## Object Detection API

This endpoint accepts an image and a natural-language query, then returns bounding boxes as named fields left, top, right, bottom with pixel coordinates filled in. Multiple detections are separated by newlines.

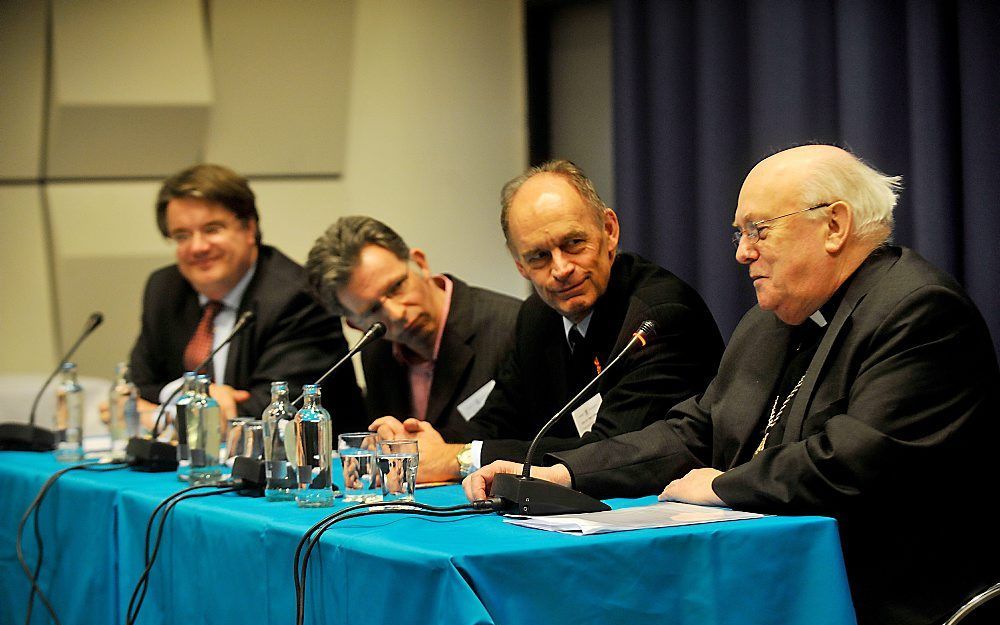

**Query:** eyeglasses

left=168, top=220, right=240, bottom=247
left=345, top=264, right=413, bottom=324
left=731, top=203, right=831, bottom=249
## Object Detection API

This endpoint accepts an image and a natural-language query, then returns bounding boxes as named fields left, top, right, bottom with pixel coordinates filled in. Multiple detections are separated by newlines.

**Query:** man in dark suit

left=129, top=164, right=363, bottom=422
left=376, top=160, right=723, bottom=483
left=466, top=145, right=1000, bottom=625
left=305, top=216, right=521, bottom=438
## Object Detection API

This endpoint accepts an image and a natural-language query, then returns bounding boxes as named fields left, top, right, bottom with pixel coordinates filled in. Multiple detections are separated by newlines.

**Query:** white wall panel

left=0, top=1, right=46, bottom=179
left=46, top=182, right=173, bottom=378
left=343, top=0, right=528, bottom=299
left=205, top=0, right=354, bottom=175
left=0, top=186, right=57, bottom=372
left=47, top=0, right=213, bottom=177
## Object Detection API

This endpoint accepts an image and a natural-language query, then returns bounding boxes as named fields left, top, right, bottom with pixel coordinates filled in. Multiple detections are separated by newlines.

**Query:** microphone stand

left=127, top=311, right=255, bottom=471
left=490, top=321, right=656, bottom=515
left=230, top=322, right=386, bottom=493
left=0, top=313, right=104, bottom=452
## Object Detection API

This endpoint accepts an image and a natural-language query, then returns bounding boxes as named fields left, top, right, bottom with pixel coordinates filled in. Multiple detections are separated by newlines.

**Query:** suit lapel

left=729, top=314, right=793, bottom=464
left=424, top=278, right=475, bottom=425
left=781, top=248, right=899, bottom=443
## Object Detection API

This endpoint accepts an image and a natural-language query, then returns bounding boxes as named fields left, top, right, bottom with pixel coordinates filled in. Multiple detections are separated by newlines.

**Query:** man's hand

left=209, top=383, right=251, bottom=427
left=136, top=397, right=160, bottom=432
left=462, top=461, right=572, bottom=502
left=658, top=468, right=725, bottom=506
left=371, top=418, right=464, bottom=483
left=369, top=416, right=408, bottom=441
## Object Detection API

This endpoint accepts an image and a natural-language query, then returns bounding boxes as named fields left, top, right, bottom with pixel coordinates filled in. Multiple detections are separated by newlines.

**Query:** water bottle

left=294, top=384, right=334, bottom=507
left=262, top=381, right=296, bottom=501
left=54, top=362, right=84, bottom=462
left=188, top=374, right=222, bottom=485
left=174, top=371, right=198, bottom=482
left=107, top=362, right=139, bottom=457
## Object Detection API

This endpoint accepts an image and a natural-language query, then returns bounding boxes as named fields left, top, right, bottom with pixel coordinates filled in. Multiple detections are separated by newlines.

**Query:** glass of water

left=338, top=432, right=381, bottom=502
left=377, top=439, right=419, bottom=503
left=224, top=418, right=265, bottom=468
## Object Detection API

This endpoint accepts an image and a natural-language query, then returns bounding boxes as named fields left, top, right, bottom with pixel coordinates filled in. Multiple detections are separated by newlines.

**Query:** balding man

left=466, top=145, right=1000, bottom=625
left=376, top=160, right=723, bottom=483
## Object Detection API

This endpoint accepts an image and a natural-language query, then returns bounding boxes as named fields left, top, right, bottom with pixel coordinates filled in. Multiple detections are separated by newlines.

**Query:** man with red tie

left=128, top=164, right=363, bottom=424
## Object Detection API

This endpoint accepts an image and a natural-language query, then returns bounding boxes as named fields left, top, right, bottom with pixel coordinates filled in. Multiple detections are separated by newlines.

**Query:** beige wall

left=0, top=0, right=528, bottom=381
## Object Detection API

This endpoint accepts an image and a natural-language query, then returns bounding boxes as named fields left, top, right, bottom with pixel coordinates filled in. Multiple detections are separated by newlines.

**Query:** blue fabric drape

left=613, top=0, right=999, bottom=351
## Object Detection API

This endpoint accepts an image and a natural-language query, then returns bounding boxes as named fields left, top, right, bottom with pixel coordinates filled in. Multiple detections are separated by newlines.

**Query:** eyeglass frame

left=342, top=261, right=416, bottom=325
left=731, top=203, right=832, bottom=249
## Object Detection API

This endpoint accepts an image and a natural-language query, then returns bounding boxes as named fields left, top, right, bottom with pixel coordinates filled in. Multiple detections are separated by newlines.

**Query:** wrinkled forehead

left=733, top=160, right=805, bottom=226
left=338, top=246, right=408, bottom=307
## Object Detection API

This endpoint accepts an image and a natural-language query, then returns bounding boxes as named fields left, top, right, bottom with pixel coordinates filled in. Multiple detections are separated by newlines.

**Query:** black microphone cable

left=16, top=461, right=129, bottom=625
left=125, top=482, right=240, bottom=625
left=293, top=498, right=503, bottom=625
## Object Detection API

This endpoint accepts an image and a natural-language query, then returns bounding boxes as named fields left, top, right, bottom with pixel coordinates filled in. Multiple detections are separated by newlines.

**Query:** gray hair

left=306, top=216, right=410, bottom=313
left=799, top=152, right=903, bottom=245
left=499, top=160, right=610, bottom=250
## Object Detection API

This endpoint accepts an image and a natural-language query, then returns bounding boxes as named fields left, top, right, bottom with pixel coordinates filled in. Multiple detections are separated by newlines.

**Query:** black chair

left=944, top=582, right=1000, bottom=625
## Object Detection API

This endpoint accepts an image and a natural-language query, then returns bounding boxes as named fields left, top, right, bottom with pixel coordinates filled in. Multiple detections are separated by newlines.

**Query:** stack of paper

left=504, top=501, right=767, bottom=535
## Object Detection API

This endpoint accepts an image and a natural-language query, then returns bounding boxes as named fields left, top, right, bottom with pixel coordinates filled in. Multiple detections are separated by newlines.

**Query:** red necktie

left=183, top=301, right=223, bottom=373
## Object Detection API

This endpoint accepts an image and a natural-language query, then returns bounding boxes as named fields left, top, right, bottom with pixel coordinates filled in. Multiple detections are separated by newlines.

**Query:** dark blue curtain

left=613, top=0, right=999, bottom=352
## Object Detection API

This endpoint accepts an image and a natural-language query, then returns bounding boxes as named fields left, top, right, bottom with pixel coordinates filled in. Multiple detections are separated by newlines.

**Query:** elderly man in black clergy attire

left=305, top=216, right=521, bottom=438
left=466, top=145, right=1000, bottom=625
left=374, top=160, right=723, bottom=483
left=129, top=163, right=363, bottom=423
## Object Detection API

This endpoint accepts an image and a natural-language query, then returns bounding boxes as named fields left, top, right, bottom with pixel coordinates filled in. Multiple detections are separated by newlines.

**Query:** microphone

left=0, top=312, right=104, bottom=451
left=127, top=311, right=256, bottom=471
left=290, top=322, right=386, bottom=406
left=231, top=322, right=386, bottom=494
left=490, top=320, right=657, bottom=515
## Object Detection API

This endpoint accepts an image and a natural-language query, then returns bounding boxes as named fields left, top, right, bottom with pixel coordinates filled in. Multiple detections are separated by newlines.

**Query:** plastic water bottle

left=108, top=362, right=139, bottom=457
left=174, top=371, right=198, bottom=482
left=263, top=381, right=296, bottom=501
left=188, top=375, right=222, bottom=485
left=55, top=362, right=84, bottom=462
left=294, top=384, right=333, bottom=507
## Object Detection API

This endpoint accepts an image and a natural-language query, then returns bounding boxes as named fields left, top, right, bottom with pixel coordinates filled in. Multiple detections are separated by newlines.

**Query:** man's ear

left=513, top=257, right=529, bottom=279
left=410, top=248, right=431, bottom=276
left=604, top=208, right=621, bottom=258
left=824, top=201, right=852, bottom=253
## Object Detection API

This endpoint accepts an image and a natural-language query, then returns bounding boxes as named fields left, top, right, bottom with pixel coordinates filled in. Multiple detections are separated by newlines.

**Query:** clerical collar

left=562, top=311, right=594, bottom=346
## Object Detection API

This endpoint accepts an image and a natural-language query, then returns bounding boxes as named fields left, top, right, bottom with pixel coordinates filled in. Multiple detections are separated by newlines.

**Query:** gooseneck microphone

left=490, top=320, right=657, bottom=515
left=128, top=311, right=255, bottom=471
left=232, top=321, right=386, bottom=494
left=290, top=322, right=386, bottom=407
left=0, top=312, right=104, bottom=451
left=149, top=310, right=256, bottom=438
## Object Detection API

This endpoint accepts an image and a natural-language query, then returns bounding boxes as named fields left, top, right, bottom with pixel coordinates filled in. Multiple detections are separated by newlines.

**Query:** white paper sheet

left=503, top=501, right=767, bottom=535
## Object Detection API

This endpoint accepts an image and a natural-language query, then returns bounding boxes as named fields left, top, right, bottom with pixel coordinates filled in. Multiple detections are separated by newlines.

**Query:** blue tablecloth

left=0, top=451, right=857, bottom=625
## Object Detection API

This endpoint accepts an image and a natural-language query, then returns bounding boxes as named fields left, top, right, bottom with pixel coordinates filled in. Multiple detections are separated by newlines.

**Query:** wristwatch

left=456, top=443, right=474, bottom=477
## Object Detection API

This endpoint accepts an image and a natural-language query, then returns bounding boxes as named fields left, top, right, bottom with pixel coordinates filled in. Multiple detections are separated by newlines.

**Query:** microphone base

left=231, top=456, right=265, bottom=497
left=490, top=473, right=610, bottom=516
left=126, top=436, right=178, bottom=472
left=0, top=422, right=57, bottom=452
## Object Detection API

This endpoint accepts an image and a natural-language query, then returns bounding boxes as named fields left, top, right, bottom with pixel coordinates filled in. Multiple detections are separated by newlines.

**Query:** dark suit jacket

left=129, top=245, right=364, bottom=423
left=555, top=247, right=1000, bottom=625
left=359, top=276, right=520, bottom=440
left=469, top=252, right=724, bottom=464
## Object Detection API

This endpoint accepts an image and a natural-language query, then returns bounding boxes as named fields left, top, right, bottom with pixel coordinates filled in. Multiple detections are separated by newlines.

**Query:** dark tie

left=567, top=327, right=596, bottom=391
left=183, top=301, right=223, bottom=374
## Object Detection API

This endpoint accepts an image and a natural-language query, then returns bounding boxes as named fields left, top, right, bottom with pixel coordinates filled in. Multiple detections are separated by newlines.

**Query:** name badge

left=457, top=379, right=496, bottom=421
left=571, top=393, right=602, bottom=436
